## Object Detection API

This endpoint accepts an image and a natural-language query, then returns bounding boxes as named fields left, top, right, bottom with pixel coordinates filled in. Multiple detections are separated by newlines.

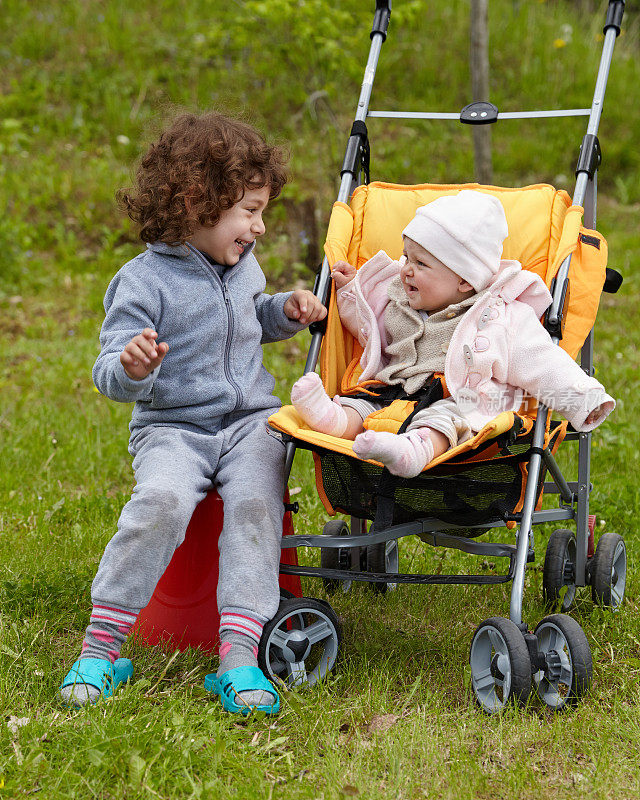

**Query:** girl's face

left=188, top=185, right=270, bottom=265
left=400, top=237, right=474, bottom=313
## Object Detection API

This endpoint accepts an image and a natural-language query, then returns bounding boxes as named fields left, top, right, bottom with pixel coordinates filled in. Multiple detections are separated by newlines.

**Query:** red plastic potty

left=133, top=490, right=302, bottom=651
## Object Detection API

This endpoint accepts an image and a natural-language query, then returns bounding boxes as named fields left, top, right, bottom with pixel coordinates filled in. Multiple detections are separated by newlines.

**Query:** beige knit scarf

left=375, top=276, right=478, bottom=395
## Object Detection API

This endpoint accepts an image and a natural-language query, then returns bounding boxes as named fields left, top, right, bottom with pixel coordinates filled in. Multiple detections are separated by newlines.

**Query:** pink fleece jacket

left=336, top=250, right=614, bottom=432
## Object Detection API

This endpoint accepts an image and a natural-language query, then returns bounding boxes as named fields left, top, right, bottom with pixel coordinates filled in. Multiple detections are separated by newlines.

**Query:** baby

left=291, top=190, right=614, bottom=478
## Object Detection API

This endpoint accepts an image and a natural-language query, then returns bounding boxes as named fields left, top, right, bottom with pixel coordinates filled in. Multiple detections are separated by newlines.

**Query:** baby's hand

left=331, top=261, right=357, bottom=289
left=284, top=290, right=327, bottom=326
left=120, top=328, right=169, bottom=381
left=585, top=403, right=607, bottom=426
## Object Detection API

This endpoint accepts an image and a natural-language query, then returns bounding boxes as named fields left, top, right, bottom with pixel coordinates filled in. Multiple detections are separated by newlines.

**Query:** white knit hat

left=401, top=190, right=508, bottom=291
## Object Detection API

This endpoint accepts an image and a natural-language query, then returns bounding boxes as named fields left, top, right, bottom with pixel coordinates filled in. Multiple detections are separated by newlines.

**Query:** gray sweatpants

left=341, top=395, right=473, bottom=448
left=91, top=410, right=286, bottom=623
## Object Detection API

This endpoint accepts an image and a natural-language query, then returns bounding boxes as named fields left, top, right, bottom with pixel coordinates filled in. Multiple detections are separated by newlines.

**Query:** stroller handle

left=547, top=6, right=624, bottom=336
left=372, top=1, right=391, bottom=41
left=604, top=1, right=625, bottom=37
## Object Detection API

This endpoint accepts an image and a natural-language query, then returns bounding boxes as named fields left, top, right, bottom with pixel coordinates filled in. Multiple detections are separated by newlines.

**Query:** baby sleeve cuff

left=567, top=391, right=616, bottom=432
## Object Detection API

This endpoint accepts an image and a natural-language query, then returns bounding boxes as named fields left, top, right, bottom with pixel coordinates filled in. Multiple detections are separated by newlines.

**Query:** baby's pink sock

left=291, top=372, right=348, bottom=436
left=353, top=429, right=435, bottom=478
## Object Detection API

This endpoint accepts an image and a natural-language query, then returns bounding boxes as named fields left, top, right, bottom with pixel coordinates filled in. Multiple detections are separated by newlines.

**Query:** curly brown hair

left=118, top=112, right=288, bottom=244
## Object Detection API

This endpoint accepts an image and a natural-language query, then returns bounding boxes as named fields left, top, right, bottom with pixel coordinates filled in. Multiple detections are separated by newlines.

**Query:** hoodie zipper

left=221, top=281, right=242, bottom=410
left=186, top=244, right=243, bottom=411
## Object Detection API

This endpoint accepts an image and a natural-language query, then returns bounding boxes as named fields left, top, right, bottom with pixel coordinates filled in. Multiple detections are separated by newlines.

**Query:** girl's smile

left=188, top=185, right=271, bottom=266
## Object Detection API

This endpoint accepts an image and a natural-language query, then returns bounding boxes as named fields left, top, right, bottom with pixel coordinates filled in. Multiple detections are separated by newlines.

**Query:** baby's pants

left=91, top=410, right=286, bottom=626
left=341, top=395, right=473, bottom=448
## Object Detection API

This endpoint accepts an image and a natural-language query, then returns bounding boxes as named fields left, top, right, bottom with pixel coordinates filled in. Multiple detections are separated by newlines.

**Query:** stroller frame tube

left=547, top=24, right=617, bottom=327
left=284, top=6, right=390, bottom=480
left=368, top=109, right=591, bottom=121
left=542, top=449, right=575, bottom=505
left=510, top=15, right=622, bottom=622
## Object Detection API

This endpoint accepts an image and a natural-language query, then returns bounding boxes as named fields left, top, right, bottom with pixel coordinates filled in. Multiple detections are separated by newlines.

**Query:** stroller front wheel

left=258, top=597, right=341, bottom=688
left=469, top=617, right=532, bottom=714
left=366, top=539, right=399, bottom=594
left=533, top=614, right=592, bottom=710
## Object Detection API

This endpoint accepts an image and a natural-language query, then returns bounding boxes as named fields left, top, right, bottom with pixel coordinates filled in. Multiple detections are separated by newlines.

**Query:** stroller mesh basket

left=308, top=421, right=565, bottom=528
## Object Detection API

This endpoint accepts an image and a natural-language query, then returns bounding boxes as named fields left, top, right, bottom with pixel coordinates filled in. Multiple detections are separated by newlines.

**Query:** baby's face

left=400, top=237, right=473, bottom=313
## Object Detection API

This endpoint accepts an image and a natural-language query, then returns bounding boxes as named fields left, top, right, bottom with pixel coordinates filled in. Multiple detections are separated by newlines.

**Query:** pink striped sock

left=217, top=610, right=274, bottom=706
left=78, top=604, right=138, bottom=663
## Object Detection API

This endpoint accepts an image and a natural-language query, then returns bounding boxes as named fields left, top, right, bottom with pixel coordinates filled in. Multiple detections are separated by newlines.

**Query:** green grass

left=1, top=0, right=640, bottom=797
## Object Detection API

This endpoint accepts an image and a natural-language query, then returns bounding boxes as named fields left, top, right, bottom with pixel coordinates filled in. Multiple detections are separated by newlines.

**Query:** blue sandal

left=60, top=657, right=134, bottom=706
left=204, top=666, right=280, bottom=715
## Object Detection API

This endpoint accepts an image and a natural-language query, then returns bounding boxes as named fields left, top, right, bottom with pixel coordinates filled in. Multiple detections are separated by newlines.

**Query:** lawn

left=1, top=1, right=639, bottom=798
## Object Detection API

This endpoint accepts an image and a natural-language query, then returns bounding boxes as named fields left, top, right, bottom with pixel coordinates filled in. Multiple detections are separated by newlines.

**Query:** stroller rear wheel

left=590, top=532, right=627, bottom=609
left=533, top=614, right=592, bottom=710
left=366, top=539, right=399, bottom=594
left=469, top=617, right=532, bottom=714
left=320, top=519, right=358, bottom=594
left=258, top=597, right=341, bottom=688
left=543, top=529, right=577, bottom=611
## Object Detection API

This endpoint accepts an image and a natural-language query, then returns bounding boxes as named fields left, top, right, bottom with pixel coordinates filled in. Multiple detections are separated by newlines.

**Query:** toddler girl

left=60, top=112, right=326, bottom=715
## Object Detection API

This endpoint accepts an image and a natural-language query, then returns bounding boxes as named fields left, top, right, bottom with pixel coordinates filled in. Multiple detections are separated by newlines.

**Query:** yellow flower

left=553, top=38, right=566, bottom=48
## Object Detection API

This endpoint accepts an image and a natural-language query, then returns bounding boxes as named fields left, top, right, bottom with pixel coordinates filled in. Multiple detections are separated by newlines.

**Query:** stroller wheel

left=366, top=539, right=399, bottom=594
left=258, top=597, right=341, bottom=688
left=320, top=520, right=356, bottom=594
left=469, top=617, right=532, bottom=714
left=543, top=529, right=577, bottom=611
left=533, top=614, right=592, bottom=710
left=590, top=532, right=627, bottom=609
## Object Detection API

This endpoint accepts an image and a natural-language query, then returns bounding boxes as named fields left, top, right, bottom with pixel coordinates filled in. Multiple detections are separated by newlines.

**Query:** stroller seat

left=269, top=181, right=607, bottom=528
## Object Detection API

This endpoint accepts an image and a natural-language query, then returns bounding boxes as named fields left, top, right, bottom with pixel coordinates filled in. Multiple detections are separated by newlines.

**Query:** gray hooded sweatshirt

left=92, top=241, right=305, bottom=437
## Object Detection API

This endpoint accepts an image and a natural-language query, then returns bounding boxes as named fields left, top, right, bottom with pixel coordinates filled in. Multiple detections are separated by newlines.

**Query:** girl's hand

left=331, top=261, right=357, bottom=289
left=120, top=328, right=169, bottom=380
left=284, top=290, right=327, bottom=326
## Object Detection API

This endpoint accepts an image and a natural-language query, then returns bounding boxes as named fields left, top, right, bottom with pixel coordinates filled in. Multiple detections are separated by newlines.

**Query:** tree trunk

left=470, top=0, right=493, bottom=184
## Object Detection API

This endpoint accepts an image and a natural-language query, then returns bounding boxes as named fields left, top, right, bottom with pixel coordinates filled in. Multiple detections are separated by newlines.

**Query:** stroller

left=261, top=0, right=626, bottom=713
